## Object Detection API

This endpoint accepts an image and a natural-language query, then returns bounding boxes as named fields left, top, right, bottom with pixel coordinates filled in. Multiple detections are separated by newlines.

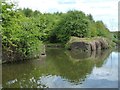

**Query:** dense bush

left=48, top=11, right=111, bottom=43
left=2, top=1, right=112, bottom=61
left=2, top=1, right=43, bottom=61
left=49, top=11, right=90, bottom=43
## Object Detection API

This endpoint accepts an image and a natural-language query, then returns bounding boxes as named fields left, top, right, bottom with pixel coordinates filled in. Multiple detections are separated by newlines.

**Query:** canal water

left=2, top=48, right=118, bottom=88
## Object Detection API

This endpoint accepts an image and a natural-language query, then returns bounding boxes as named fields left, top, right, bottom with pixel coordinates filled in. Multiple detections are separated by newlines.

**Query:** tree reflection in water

left=2, top=48, right=112, bottom=88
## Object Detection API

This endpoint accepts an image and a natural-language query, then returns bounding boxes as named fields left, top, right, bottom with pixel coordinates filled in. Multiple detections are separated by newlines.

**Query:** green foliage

left=49, top=10, right=90, bottom=43
left=22, top=8, right=33, bottom=17
left=88, top=22, right=97, bottom=37
left=2, top=1, right=112, bottom=61
left=48, top=11, right=111, bottom=43
left=87, top=14, right=94, bottom=21
left=95, top=21, right=111, bottom=38
left=111, top=31, right=120, bottom=45
left=20, top=8, right=42, bottom=17
left=2, top=1, right=43, bottom=61
left=112, top=31, right=120, bottom=40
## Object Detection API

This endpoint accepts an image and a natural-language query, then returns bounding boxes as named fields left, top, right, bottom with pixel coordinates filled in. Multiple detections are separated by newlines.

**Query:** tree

left=22, top=8, right=33, bottom=17
left=87, top=14, right=94, bottom=21
left=95, top=21, right=110, bottom=37
left=49, top=10, right=90, bottom=43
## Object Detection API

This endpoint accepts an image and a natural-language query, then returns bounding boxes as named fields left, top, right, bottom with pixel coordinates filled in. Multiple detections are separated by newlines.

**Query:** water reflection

left=2, top=48, right=118, bottom=88
left=80, top=51, right=118, bottom=88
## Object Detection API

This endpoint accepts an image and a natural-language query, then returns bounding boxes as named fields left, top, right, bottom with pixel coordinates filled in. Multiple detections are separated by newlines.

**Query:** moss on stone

left=65, top=36, right=115, bottom=51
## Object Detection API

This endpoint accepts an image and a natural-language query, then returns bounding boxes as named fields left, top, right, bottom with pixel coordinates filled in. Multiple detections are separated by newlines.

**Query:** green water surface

left=2, top=48, right=118, bottom=88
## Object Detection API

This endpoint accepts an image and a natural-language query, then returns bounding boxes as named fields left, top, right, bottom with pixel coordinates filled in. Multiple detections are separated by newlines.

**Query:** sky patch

left=11, top=0, right=119, bottom=31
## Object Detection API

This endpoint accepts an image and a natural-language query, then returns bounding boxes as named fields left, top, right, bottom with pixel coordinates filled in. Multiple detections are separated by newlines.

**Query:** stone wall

left=66, top=37, right=110, bottom=51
